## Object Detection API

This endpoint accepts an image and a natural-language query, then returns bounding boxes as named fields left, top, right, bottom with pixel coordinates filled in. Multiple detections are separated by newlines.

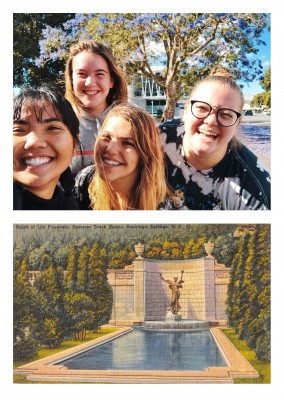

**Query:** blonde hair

left=88, top=105, right=170, bottom=210
left=65, top=40, right=128, bottom=114
left=188, top=65, right=244, bottom=112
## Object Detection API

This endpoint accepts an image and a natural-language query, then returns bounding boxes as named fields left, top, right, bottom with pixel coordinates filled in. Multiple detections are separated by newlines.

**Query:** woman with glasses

left=160, top=66, right=271, bottom=210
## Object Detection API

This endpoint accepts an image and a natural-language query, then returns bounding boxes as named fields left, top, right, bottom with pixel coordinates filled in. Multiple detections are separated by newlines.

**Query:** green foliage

left=34, top=265, right=67, bottom=348
left=13, top=337, right=40, bottom=361
left=213, top=235, right=237, bottom=266
left=226, top=225, right=270, bottom=362
left=13, top=13, right=75, bottom=89
left=260, top=66, right=271, bottom=92
left=14, top=13, right=269, bottom=120
left=13, top=259, right=40, bottom=360
left=16, top=223, right=270, bottom=360
left=182, top=237, right=206, bottom=259
left=251, top=67, right=271, bottom=108
left=223, top=328, right=270, bottom=383
left=64, top=291, right=97, bottom=340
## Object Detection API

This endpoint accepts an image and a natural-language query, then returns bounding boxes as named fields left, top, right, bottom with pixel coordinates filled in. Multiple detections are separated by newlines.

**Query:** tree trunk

left=161, top=81, right=179, bottom=123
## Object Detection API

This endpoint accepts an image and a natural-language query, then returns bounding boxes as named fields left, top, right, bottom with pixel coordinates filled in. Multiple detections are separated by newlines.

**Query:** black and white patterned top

left=160, top=119, right=271, bottom=210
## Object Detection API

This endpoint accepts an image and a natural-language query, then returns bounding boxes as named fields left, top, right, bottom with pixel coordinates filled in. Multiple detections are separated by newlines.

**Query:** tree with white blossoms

left=34, top=13, right=270, bottom=121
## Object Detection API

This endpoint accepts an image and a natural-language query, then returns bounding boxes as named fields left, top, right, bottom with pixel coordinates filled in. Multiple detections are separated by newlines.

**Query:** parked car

left=244, top=110, right=253, bottom=116
left=159, top=117, right=182, bottom=127
left=262, top=109, right=271, bottom=115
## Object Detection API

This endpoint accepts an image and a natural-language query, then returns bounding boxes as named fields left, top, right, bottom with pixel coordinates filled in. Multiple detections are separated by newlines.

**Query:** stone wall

left=108, top=255, right=230, bottom=326
left=108, top=269, right=134, bottom=326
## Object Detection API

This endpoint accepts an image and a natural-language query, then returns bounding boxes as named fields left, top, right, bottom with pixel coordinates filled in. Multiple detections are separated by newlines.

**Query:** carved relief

left=116, top=273, right=134, bottom=280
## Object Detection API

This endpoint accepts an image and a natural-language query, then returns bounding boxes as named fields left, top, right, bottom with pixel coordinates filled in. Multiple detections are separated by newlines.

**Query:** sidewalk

left=241, top=115, right=271, bottom=126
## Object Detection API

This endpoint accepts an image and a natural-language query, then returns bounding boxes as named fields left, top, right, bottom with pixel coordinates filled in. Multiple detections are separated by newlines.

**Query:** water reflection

left=58, top=329, right=226, bottom=371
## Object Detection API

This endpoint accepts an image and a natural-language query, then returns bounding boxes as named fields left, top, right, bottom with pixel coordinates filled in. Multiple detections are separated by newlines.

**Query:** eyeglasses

left=190, top=100, right=241, bottom=127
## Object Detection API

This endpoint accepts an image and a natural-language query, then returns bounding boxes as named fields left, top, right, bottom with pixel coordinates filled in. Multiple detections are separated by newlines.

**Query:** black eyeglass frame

left=190, top=100, right=241, bottom=127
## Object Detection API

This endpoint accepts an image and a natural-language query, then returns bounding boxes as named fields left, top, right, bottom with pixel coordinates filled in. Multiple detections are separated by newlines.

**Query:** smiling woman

left=13, top=86, right=81, bottom=210
left=73, top=105, right=181, bottom=210
left=65, top=40, right=128, bottom=175
left=160, top=66, right=271, bottom=210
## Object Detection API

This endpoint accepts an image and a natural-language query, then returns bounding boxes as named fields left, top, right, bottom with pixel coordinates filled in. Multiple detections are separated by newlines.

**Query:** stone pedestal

left=166, top=310, right=181, bottom=321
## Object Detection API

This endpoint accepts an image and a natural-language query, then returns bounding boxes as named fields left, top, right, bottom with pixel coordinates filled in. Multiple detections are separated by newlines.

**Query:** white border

left=2, top=1, right=284, bottom=399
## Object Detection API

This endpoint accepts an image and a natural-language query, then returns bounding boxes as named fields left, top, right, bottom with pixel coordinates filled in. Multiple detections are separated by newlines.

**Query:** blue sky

left=238, top=29, right=271, bottom=95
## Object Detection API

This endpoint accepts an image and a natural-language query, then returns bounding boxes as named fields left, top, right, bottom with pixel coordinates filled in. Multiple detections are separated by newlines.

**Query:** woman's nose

left=203, top=109, right=218, bottom=125
left=105, top=139, right=120, bottom=153
left=85, top=75, right=95, bottom=86
left=24, top=131, right=47, bottom=149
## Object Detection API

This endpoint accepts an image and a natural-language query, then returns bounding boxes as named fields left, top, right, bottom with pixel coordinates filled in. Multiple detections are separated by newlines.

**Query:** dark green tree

left=213, top=235, right=237, bottom=266
left=34, top=264, right=67, bottom=348
left=247, top=225, right=271, bottom=360
left=88, top=243, right=113, bottom=328
left=77, top=245, right=90, bottom=291
left=226, top=226, right=270, bottom=362
left=13, top=259, right=39, bottom=360
left=251, top=66, right=271, bottom=109
left=13, top=13, right=75, bottom=89
left=226, top=234, right=249, bottom=331
left=65, top=244, right=78, bottom=290
left=64, top=291, right=97, bottom=340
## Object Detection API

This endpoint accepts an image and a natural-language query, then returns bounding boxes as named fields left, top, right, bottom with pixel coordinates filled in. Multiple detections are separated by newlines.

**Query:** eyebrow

left=76, top=68, right=107, bottom=73
left=102, top=131, right=134, bottom=141
left=14, top=118, right=62, bottom=124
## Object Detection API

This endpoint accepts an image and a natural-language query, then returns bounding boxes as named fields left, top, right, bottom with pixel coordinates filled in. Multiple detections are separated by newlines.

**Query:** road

left=241, top=114, right=271, bottom=126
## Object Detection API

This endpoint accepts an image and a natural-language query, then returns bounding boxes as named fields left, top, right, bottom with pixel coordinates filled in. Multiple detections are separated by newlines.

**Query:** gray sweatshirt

left=70, top=104, right=115, bottom=175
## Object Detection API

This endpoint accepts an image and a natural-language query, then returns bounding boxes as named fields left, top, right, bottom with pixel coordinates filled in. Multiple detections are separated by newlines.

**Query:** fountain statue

left=160, top=270, right=184, bottom=316
left=143, top=269, right=210, bottom=330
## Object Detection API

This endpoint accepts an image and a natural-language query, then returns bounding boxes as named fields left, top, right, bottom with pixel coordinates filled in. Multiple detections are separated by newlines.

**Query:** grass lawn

left=13, top=327, right=118, bottom=384
left=222, top=328, right=271, bottom=384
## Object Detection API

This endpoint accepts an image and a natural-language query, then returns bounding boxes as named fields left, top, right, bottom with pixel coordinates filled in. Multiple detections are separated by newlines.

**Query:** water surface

left=58, top=329, right=226, bottom=371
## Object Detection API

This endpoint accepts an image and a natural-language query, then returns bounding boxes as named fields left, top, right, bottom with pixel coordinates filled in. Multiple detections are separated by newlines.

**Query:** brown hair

left=188, top=65, right=244, bottom=112
left=65, top=40, right=128, bottom=114
left=88, top=105, right=172, bottom=210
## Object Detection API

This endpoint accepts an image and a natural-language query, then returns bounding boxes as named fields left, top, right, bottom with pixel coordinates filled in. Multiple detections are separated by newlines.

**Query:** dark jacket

left=13, top=182, right=79, bottom=210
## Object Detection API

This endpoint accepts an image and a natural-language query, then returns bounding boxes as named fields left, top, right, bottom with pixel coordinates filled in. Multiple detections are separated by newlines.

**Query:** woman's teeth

left=104, top=159, right=121, bottom=166
left=199, top=129, right=218, bottom=138
left=24, top=157, right=51, bottom=166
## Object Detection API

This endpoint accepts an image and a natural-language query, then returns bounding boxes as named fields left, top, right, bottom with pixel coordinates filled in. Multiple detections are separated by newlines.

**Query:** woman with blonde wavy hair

left=73, top=105, right=181, bottom=210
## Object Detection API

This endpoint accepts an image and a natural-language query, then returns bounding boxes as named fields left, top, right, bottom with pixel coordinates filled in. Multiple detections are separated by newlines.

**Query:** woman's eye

left=123, top=141, right=134, bottom=147
left=13, top=126, right=26, bottom=134
left=197, top=106, right=208, bottom=112
left=101, top=135, right=111, bottom=141
left=47, top=125, right=62, bottom=131
left=220, top=111, right=233, bottom=119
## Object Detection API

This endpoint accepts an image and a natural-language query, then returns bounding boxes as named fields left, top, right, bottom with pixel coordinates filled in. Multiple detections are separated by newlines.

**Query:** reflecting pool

left=57, top=329, right=227, bottom=371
